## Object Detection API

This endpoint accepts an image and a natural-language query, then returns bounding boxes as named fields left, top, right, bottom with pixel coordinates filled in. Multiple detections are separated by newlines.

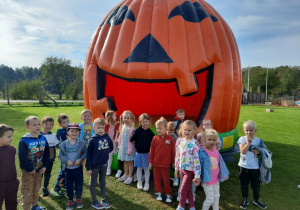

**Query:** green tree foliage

left=15, top=66, right=41, bottom=81
left=65, top=65, right=83, bottom=100
left=242, top=65, right=300, bottom=97
left=10, top=80, right=42, bottom=99
left=41, top=57, right=74, bottom=100
left=0, top=64, right=16, bottom=89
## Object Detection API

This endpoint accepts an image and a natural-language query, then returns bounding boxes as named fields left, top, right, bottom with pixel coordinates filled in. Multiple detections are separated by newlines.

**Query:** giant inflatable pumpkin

left=84, top=0, right=242, bottom=151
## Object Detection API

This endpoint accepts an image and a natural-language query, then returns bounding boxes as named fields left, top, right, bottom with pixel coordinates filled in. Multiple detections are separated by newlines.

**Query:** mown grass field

left=0, top=104, right=299, bottom=210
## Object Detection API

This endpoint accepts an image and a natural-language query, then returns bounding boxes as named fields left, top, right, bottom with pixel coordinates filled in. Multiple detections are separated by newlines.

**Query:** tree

left=65, top=65, right=83, bottom=100
left=10, top=80, right=42, bottom=99
left=41, top=57, right=73, bottom=100
left=15, top=66, right=41, bottom=81
left=0, top=64, right=16, bottom=89
left=276, top=66, right=300, bottom=95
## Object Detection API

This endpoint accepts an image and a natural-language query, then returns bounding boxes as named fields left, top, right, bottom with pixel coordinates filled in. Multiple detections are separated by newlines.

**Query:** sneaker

left=137, top=182, right=143, bottom=190
left=76, top=198, right=84, bottom=209
left=173, top=177, right=179, bottom=186
left=298, top=185, right=300, bottom=189
left=166, top=195, right=172, bottom=203
left=143, top=183, right=149, bottom=191
left=50, top=188, right=65, bottom=196
left=102, top=200, right=111, bottom=209
left=106, top=169, right=111, bottom=176
left=31, top=205, right=46, bottom=210
left=176, top=206, right=184, bottom=210
left=253, top=200, right=267, bottom=209
left=91, top=202, right=104, bottom=209
left=43, top=188, right=49, bottom=197
left=133, top=174, right=138, bottom=182
left=118, top=175, right=127, bottom=182
left=66, top=200, right=73, bottom=210
left=156, top=193, right=162, bottom=201
left=115, top=170, right=122, bottom=178
left=240, top=198, right=249, bottom=209
left=124, top=177, right=133, bottom=185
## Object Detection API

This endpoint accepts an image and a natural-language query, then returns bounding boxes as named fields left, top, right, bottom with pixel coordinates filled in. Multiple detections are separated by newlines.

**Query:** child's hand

left=148, top=164, right=152, bottom=170
left=174, top=170, right=179, bottom=178
left=29, top=170, right=36, bottom=175
left=87, top=170, right=92, bottom=176
left=67, top=160, right=74, bottom=166
left=193, top=178, right=201, bottom=186
left=225, top=176, right=229, bottom=181
left=74, top=159, right=81, bottom=166
left=39, top=167, right=46, bottom=174
left=252, top=149, right=260, bottom=155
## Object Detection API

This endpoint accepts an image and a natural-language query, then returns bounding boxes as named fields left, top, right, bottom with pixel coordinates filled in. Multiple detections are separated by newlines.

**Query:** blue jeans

left=54, top=162, right=66, bottom=190
left=65, top=166, right=83, bottom=200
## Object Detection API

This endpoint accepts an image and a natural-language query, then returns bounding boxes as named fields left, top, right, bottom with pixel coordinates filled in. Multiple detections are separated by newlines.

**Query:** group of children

left=0, top=108, right=268, bottom=210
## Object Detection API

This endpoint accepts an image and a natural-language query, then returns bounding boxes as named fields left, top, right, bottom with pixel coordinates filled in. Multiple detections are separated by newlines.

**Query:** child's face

left=167, top=130, right=174, bottom=136
left=204, top=135, right=217, bottom=149
left=59, top=118, right=70, bottom=129
left=94, top=123, right=105, bottom=135
left=156, top=124, right=167, bottom=136
left=81, top=112, right=92, bottom=124
left=0, top=130, right=13, bottom=146
left=26, top=119, right=41, bottom=134
left=183, top=125, right=194, bottom=140
left=123, top=114, right=132, bottom=125
left=177, top=112, right=185, bottom=120
left=202, top=121, right=212, bottom=130
left=112, top=113, right=117, bottom=121
left=42, top=121, right=54, bottom=133
left=141, top=119, right=150, bottom=130
left=243, top=126, right=256, bottom=139
left=67, top=128, right=80, bottom=140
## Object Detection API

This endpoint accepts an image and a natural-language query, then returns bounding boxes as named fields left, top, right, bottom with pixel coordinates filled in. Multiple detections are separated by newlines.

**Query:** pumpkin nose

left=124, top=34, right=173, bottom=63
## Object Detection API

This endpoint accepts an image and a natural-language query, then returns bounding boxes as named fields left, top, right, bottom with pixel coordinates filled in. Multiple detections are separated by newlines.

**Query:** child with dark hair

left=0, top=124, right=19, bottom=210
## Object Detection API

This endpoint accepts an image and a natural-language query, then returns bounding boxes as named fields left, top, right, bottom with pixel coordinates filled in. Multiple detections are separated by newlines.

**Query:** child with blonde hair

left=79, top=109, right=95, bottom=145
left=104, top=110, right=119, bottom=176
left=199, top=129, right=229, bottom=210
left=130, top=113, right=154, bottom=191
left=117, top=111, right=135, bottom=184
left=149, top=117, right=175, bottom=203
left=238, top=120, right=267, bottom=209
left=175, top=120, right=201, bottom=210
left=197, top=119, right=222, bottom=150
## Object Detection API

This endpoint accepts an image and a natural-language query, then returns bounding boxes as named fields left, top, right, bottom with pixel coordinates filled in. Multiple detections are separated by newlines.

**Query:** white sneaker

left=106, top=169, right=111, bottom=176
left=118, top=175, right=127, bottom=182
left=143, top=183, right=149, bottom=191
left=137, top=182, right=143, bottom=190
left=115, top=170, right=122, bottom=178
left=173, top=177, right=179, bottom=186
left=124, top=177, right=133, bottom=185
left=298, top=185, right=300, bottom=189
left=155, top=193, right=162, bottom=201
left=166, top=195, right=172, bottom=203
left=133, top=174, right=138, bottom=182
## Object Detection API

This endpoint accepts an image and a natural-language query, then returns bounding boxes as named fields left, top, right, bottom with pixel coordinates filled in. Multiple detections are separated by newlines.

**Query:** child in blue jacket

left=199, top=129, right=229, bottom=210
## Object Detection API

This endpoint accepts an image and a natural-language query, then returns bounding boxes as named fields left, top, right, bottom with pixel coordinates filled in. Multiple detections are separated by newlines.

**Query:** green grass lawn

left=0, top=104, right=299, bottom=210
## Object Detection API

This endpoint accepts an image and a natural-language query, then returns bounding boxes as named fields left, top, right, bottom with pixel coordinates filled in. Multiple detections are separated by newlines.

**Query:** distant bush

left=10, top=80, right=42, bottom=99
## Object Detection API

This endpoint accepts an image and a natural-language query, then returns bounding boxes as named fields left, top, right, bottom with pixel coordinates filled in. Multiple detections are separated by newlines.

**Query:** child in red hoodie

left=149, top=117, right=175, bottom=203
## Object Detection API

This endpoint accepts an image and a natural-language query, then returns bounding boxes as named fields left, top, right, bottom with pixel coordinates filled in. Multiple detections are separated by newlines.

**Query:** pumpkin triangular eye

left=100, top=4, right=135, bottom=27
left=123, top=34, right=173, bottom=63
left=169, top=1, right=218, bottom=23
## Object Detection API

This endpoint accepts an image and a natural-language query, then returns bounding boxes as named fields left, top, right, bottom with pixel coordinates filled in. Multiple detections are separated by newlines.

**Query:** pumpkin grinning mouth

left=96, top=64, right=214, bottom=127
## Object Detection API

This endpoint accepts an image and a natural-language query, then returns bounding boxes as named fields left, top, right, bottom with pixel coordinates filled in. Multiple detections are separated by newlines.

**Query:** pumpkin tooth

left=176, top=73, right=199, bottom=96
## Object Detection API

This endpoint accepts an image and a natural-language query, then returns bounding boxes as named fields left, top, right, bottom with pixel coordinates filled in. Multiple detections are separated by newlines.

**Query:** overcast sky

left=0, top=0, right=299, bottom=69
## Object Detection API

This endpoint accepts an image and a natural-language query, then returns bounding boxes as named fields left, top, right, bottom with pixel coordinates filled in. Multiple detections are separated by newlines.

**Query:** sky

left=0, top=0, right=299, bottom=69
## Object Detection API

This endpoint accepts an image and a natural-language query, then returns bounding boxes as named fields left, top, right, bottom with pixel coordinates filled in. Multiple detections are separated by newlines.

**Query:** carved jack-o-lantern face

left=84, top=0, right=242, bottom=137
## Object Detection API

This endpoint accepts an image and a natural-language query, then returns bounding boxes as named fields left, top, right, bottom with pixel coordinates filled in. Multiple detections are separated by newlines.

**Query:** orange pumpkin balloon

left=84, top=0, right=242, bottom=150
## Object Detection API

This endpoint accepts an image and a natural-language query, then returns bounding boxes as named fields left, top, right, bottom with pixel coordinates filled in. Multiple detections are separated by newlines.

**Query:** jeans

left=65, top=166, right=83, bottom=200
